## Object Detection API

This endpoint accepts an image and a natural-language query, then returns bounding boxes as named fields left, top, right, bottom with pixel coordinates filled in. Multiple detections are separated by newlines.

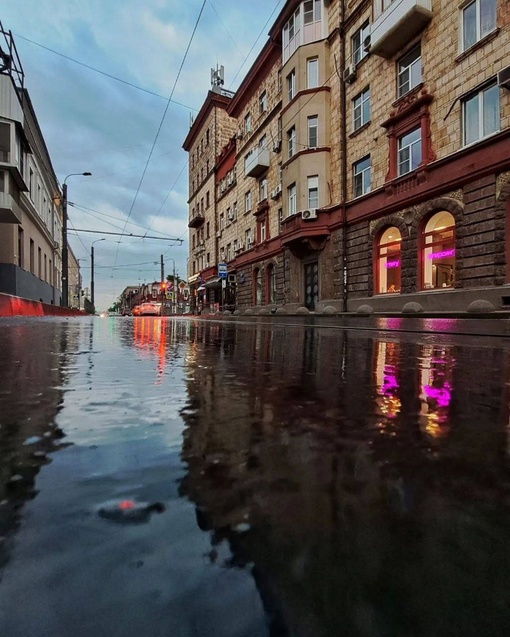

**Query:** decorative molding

left=496, top=172, right=510, bottom=201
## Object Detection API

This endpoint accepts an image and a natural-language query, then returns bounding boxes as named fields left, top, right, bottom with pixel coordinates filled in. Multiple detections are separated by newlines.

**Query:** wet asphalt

left=1, top=315, right=510, bottom=637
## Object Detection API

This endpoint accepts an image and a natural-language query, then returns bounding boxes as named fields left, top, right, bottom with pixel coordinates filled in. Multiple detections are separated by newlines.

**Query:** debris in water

left=98, top=499, right=165, bottom=524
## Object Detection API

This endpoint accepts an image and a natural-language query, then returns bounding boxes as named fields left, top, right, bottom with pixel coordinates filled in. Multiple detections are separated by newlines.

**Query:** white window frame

left=462, top=82, right=500, bottom=146
left=352, top=20, right=370, bottom=66
left=259, top=177, right=268, bottom=202
left=288, top=183, right=297, bottom=216
left=353, top=87, right=371, bottom=131
left=461, top=0, right=497, bottom=52
left=245, top=190, right=252, bottom=213
left=259, top=90, right=268, bottom=115
left=353, top=156, right=371, bottom=197
left=307, top=57, right=319, bottom=89
left=308, top=115, right=318, bottom=148
left=287, top=70, right=296, bottom=102
left=398, top=44, right=422, bottom=97
left=245, top=112, right=252, bottom=133
left=307, top=175, right=319, bottom=208
left=288, top=126, right=296, bottom=158
left=283, top=6, right=301, bottom=63
left=398, top=128, right=422, bottom=176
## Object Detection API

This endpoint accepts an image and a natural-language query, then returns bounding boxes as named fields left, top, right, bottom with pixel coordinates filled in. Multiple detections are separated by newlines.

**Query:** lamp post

left=62, top=172, right=91, bottom=307
left=91, top=238, right=105, bottom=311
left=166, top=257, right=177, bottom=315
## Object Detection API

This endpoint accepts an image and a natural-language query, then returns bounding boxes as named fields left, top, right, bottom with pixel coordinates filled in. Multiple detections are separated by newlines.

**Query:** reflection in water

left=180, top=322, right=510, bottom=637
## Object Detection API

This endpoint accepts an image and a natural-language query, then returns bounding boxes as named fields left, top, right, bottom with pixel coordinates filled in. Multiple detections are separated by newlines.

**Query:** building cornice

left=183, top=90, right=232, bottom=151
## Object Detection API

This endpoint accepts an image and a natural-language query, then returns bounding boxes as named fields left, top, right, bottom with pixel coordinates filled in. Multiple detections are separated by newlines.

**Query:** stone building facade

left=0, top=26, right=65, bottom=305
left=185, top=0, right=510, bottom=314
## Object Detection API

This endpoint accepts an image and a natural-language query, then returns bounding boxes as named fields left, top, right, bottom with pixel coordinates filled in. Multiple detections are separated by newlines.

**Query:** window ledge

left=349, top=121, right=371, bottom=139
left=455, top=28, right=500, bottom=63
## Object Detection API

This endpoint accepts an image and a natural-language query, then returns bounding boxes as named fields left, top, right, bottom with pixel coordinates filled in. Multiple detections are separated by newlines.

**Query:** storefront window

left=266, top=264, right=276, bottom=304
left=254, top=268, right=262, bottom=305
left=422, top=211, right=455, bottom=290
left=377, top=227, right=401, bottom=294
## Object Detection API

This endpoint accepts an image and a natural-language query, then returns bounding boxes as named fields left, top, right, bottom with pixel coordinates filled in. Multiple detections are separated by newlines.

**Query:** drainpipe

left=340, top=0, right=348, bottom=313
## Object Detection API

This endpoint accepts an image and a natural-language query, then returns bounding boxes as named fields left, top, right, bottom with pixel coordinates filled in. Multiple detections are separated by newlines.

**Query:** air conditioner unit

left=498, top=65, right=510, bottom=89
left=363, top=35, right=371, bottom=52
left=227, top=174, right=233, bottom=186
left=228, top=212, right=235, bottom=221
left=220, top=183, right=226, bottom=193
left=199, top=239, right=205, bottom=246
left=53, top=241, right=60, bottom=250
left=236, top=129, right=244, bottom=140
left=236, top=241, right=244, bottom=251
left=273, top=140, right=282, bottom=153
left=216, top=231, right=221, bottom=238
left=301, top=208, right=317, bottom=220
left=228, top=274, right=236, bottom=283
left=343, top=64, right=357, bottom=84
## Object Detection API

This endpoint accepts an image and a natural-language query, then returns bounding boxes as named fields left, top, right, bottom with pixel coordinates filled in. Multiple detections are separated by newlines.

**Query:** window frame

left=307, top=57, right=319, bottom=89
left=259, top=90, right=268, bottom=115
left=461, top=0, right=497, bottom=52
left=288, top=126, right=297, bottom=158
left=352, top=20, right=370, bottom=66
left=397, top=127, right=422, bottom=176
left=397, top=44, right=422, bottom=98
left=308, top=115, right=318, bottom=148
left=376, top=227, right=402, bottom=295
left=288, top=183, right=297, bottom=216
left=353, top=156, right=371, bottom=198
left=462, top=82, right=500, bottom=146
left=287, top=70, right=296, bottom=102
left=353, top=87, right=371, bottom=131
left=307, top=175, right=319, bottom=209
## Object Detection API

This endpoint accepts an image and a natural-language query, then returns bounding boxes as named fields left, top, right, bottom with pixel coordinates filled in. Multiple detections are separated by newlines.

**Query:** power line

left=14, top=32, right=198, bottom=111
left=114, top=0, right=207, bottom=264
left=207, top=1, right=245, bottom=58
left=70, top=228, right=183, bottom=241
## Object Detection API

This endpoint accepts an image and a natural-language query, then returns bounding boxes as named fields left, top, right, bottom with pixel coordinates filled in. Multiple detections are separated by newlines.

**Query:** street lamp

left=62, top=172, right=91, bottom=307
left=91, top=238, right=105, bottom=310
left=166, top=258, right=177, bottom=315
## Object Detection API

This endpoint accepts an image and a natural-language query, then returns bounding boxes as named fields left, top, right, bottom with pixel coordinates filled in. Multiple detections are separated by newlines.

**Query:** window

left=220, top=213, right=225, bottom=230
left=245, top=112, right=252, bottom=133
left=398, top=45, right=421, bottom=97
left=259, top=134, right=267, bottom=149
left=17, top=227, right=23, bottom=268
left=352, top=20, right=370, bottom=66
left=192, top=234, right=196, bottom=249
left=259, top=177, right=268, bottom=202
left=277, top=69, right=282, bottom=93
left=206, top=191, right=210, bottom=208
left=287, top=70, right=296, bottom=102
left=259, top=216, right=268, bottom=243
left=38, top=247, right=42, bottom=278
left=307, top=175, right=319, bottom=208
left=246, top=227, right=253, bottom=247
left=0, top=122, right=10, bottom=162
left=353, top=156, right=371, bottom=197
left=206, top=222, right=210, bottom=238
left=245, top=190, right=252, bottom=213
left=259, top=91, right=268, bottom=114
left=398, top=128, right=422, bottom=176
left=353, top=87, right=370, bottom=130
left=0, top=170, right=5, bottom=193
left=283, top=6, right=301, bottom=62
left=206, top=128, right=210, bottom=145
left=30, top=239, right=34, bottom=274
left=377, top=227, right=402, bottom=294
left=308, top=116, right=318, bottom=148
left=278, top=207, right=283, bottom=233
left=29, top=168, right=34, bottom=198
left=288, top=183, right=297, bottom=216
left=266, top=264, right=276, bottom=304
left=422, top=212, right=455, bottom=290
left=462, top=0, right=496, bottom=51
left=253, top=268, right=263, bottom=305
left=49, top=259, right=52, bottom=285
left=288, top=126, right=296, bottom=158
left=463, top=83, right=499, bottom=146
left=307, top=58, right=319, bottom=89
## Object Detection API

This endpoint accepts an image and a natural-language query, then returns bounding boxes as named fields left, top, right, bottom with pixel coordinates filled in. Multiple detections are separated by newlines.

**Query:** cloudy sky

left=2, top=0, right=283, bottom=310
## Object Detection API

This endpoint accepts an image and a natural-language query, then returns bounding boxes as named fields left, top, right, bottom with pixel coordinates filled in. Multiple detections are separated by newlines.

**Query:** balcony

left=188, top=211, right=205, bottom=228
left=370, top=0, right=432, bottom=58
left=245, top=147, right=270, bottom=178
left=0, top=191, right=22, bottom=224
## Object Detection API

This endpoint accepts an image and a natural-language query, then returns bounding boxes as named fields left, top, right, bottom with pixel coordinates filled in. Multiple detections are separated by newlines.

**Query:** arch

left=376, top=226, right=402, bottom=294
left=265, top=263, right=276, bottom=304
left=420, top=210, right=456, bottom=290
left=253, top=267, right=262, bottom=305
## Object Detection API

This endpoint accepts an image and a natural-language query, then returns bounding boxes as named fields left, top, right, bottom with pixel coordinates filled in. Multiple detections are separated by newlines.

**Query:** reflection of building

left=0, top=24, right=63, bottom=305
left=180, top=322, right=510, bottom=634
left=185, top=1, right=510, bottom=313
left=68, top=246, right=81, bottom=309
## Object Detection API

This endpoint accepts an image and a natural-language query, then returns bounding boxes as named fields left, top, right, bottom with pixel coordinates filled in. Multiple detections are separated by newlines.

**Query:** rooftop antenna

left=211, top=65, right=225, bottom=92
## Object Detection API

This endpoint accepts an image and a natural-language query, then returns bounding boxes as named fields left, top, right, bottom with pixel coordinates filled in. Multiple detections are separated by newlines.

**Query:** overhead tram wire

left=14, top=33, right=198, bottom=111
left=113, top=0, right=207, bottom=268
left=207, top=1, right=246, bottom=58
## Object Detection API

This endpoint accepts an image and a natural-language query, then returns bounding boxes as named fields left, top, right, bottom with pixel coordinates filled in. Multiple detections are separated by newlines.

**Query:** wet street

left=2, top=316, right=510, bottom=637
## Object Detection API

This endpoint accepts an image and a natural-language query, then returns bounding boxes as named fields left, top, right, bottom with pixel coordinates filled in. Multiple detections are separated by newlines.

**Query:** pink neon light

left=428, top=249, right=455, bottom=260
left=424, top=383, right=452, bottom=408
left=386, top=260, right=400, bottom=269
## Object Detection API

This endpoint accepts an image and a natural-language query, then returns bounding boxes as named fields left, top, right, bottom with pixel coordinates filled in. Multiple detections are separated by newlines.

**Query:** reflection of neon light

left=386, top=260, right=400, bottom=269
left=428, top=249, right=455, bottom=260
left=424, top=383, right=451, bottom=408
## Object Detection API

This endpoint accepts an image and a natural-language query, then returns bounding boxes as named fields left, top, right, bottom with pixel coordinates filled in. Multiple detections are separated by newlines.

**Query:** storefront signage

left=386, top=260, right=400, bottom=269
left=428, top=249, right=455, bottom=260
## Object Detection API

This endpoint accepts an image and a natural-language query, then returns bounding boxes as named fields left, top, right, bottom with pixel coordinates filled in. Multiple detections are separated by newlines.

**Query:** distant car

left=139, top=302, right=162, bottom=316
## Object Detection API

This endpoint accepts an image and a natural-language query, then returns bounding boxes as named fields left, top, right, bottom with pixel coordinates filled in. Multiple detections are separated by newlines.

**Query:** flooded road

left=1, top=316, right=510, bottom=636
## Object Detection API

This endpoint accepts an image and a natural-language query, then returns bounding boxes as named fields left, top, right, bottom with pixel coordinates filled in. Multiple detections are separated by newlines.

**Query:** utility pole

left=62, top=182, right=68, bottom=307
left=173, top=261, right=176, bottom=315
left=160, top=254, right=164, bottom=282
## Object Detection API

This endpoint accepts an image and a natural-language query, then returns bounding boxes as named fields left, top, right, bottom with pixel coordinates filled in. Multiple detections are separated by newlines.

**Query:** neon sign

left=386, top=260, right=400, bottom=269
left=428, top=249, right=455, bottom=260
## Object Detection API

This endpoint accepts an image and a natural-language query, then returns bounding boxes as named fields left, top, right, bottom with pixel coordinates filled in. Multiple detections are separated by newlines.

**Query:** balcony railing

left=245, top=147, right=270, bottom=178
left=370, top=0, right=432, bottom=58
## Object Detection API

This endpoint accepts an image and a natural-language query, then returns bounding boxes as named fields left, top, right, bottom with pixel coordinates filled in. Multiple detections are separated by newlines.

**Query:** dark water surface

left=1, top=316, right=510, bottom=636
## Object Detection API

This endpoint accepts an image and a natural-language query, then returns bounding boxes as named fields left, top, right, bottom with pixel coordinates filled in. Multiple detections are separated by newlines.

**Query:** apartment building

left=0, top=24, right=65, bottom=305
left=186, top=0, right=510, bottom=313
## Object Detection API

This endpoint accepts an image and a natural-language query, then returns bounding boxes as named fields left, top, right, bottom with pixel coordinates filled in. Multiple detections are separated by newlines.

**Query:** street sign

left=218, top=263, right=228, bottom=279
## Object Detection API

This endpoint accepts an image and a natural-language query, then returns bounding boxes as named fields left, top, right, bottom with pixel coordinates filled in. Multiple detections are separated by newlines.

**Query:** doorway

left=304, top=261, right=319, bottom=311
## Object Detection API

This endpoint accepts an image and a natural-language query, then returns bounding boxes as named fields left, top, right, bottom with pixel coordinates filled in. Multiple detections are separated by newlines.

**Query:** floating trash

left=98, top=499, right=165, bottom=524
left=23, top=436, right=42, bottom=446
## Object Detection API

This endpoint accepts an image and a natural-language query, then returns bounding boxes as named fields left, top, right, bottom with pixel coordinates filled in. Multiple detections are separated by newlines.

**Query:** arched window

left=377, top=227, right=401, bottom=294
left=266, top=264, right=276, bottom=304
left=253, top=268, right=262, bottom=305
left=422, top=211, right=455, bottom=290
